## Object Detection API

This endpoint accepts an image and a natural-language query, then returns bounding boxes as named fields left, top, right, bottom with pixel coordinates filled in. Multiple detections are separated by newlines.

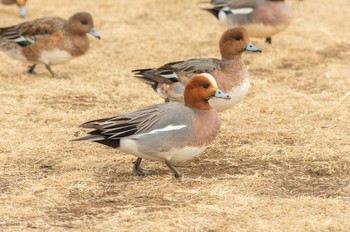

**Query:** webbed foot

left=27, top=64, right=37, bottom=74
left=165, top=160, right=183, bottom=178
left=132, top=158, right=155, bottom=176
left=265, top=37, right=272, bottom=44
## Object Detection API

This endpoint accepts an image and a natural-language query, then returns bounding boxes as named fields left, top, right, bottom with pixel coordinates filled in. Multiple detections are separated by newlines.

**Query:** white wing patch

left=144, top=124, right=187, bottom=135
left=13, top=36, right=35, bottom=44
left=161, top=73, right=178, bottom=79
left=230, top=8, right=254, bottom=15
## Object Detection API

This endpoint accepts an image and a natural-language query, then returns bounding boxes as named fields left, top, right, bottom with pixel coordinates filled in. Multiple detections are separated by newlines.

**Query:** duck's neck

left=184, top=97, right=212, bottom=111
left=191, top=108, right=221, bottom=146
left=220, top=55, right=244, bottom=71
left=70, top=35, right=89, bottom=56
left=212, top=55, right=248, bottom=92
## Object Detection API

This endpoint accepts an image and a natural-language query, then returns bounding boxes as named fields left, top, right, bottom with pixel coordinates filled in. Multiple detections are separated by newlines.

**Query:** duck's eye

left=233, top=35, right=242, bottom=41
left=202, top=83, right=209, bottom=89
left=81, top=19, right=88, bottom=25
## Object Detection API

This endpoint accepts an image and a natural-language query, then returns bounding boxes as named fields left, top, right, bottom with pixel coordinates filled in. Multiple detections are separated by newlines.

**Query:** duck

left=74, top=73, right=230, bottom=178
left=133, top=27, right=261, bottom=112
left=203, top=0, right=293, bottom=44
left=1, top=0, right=27, bottom=18
left=0, top=12, right=100, bottom=77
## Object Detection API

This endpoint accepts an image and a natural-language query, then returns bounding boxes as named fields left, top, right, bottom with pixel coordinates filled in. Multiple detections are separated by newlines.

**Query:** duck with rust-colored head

left=133, top=27, right=261, bottom=112
left=0, top=12, right=100, bottom=77
left=74, top=73, right=230, bottom=178
left=204, top=0, right=293, bottom=44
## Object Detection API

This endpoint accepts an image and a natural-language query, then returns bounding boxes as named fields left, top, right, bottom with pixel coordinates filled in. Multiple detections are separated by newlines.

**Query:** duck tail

left=132, top=68, right=159, bottom=87
left=202, top=8, right=220, bottom=19
left=72, top=134, right=121, bottom=148
left=132, top=68, right=174, bottom=90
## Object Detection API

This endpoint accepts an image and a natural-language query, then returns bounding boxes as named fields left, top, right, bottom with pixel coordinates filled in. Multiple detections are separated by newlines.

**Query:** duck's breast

left=209, top=77, right=250, bottom=112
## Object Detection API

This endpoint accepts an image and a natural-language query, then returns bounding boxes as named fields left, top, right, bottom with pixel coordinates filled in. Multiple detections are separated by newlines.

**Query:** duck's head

left=68, top=12, right=101, bottom=40
left=219, top=27, right=261, bottom=60
left=184, top=73, right=230, bottom=110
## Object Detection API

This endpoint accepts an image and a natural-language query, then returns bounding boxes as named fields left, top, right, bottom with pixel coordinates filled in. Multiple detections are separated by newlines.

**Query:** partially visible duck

left=74, top=73, right=230, bottom=178
left=133, top=27, right=261, bottom=112
left=0, top=12, right=100, bottom=77
left=204, top=0, right=293, bottom=44
left=1, top=0, right=27, bottom=18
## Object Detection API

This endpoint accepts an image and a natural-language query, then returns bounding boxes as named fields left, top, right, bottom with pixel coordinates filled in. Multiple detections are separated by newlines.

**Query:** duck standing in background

left=204, top=0, right=293, bottom=44
left=0, top=12, right=100, bottom=77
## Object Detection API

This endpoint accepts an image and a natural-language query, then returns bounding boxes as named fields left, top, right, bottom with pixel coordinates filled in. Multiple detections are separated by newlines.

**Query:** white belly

left=221, top=20, right=289, bottom=38
left=209, top=78, right=250, bottom=112
left=120, top=138, right=206, bottom=163
left=39, top=49, right=72, bottom=65
left=243, top=23, right=289, bottom=38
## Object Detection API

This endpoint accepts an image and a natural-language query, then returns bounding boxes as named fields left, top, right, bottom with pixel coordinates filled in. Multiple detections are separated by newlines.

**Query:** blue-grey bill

left=245, top=42, right=262, bottom=52
left=89, top=28, right=101, bottom=40
left=214, top=89, right=230, bottom=100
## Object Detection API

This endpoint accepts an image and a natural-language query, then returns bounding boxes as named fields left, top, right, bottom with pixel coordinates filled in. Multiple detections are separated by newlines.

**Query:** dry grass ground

left=0, top=0, right=349, bottom=231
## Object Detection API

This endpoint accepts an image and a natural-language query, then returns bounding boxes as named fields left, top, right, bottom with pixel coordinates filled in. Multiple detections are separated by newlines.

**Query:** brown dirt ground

left=0, top=0, right=349, bottom=231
